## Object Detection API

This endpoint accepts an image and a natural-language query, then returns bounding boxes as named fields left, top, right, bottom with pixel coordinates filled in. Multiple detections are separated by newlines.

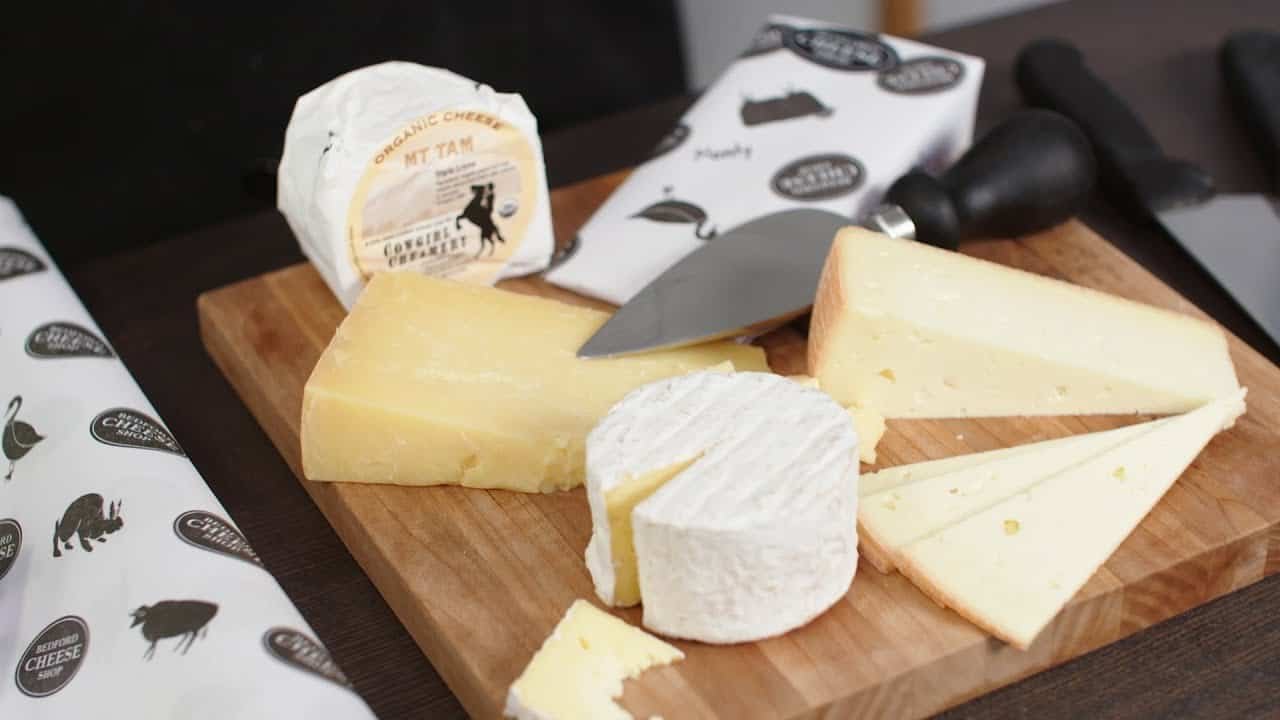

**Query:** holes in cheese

left=808, top=227, right=1240, bottom=417
left=300, top=272, right=767, bottom=493
left=895, top=390, right=1245, bottom=650
left=585, top=371, right=858, bottom=644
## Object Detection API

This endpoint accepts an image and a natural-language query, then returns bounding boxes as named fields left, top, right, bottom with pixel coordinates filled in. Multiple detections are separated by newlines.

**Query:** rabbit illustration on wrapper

left=53, top=494, right=122, bottom=557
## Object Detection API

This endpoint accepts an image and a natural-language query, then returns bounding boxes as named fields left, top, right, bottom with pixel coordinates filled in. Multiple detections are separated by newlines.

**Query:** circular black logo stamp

left=878, top=56, right=965, bottom=95
left=786, top=29, right=898, bottom=71
left=0, top=247, right=47, bottom=282
left=771, top=154, right=865, bottom=201
left=174, top=510, right=263, bottom=568
left=741, top=22, right=791, bottom=58
left=263, top=628, right=353, bottom=689
left=90, top=408, right=185, bottom=456
left=649, top=123, right=690, bottom=160
left=0, top=519, right=20, bottom=582
left=15, top=616, right=88, bottom=697
left=25, top=322, right=115, bottom=359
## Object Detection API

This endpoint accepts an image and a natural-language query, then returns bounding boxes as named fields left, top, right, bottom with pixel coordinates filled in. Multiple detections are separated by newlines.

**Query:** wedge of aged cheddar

left=809, top=227, right=1240, bottom=417
left=858, top=417, right=1169, bottom=573
left=504, top=599, right=683, bottom=720
left=586, top=371, right=858, bottom=643
left=301, top=272, right=767, bottom=492
left=896, top=390, right=1245, bottom=650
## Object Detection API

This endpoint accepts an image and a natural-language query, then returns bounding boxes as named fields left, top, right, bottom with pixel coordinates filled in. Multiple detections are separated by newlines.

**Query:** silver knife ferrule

left=866, top=203, right=916, bottom=240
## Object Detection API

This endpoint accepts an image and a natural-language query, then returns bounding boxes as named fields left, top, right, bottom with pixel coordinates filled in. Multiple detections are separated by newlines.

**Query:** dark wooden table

left=59, top=0, right=1280, bottom=717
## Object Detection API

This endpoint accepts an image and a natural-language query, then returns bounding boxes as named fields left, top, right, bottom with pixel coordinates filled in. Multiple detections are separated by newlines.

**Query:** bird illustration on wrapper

left=53, top=494, right=123, bottom=557
left=4, top=395, right=44, bottom=480
left=130, top=600, right=219, bottom=660
left=631, top=186, right=718, bottom=240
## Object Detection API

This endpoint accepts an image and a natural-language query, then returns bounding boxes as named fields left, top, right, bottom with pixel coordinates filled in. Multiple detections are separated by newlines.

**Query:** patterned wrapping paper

left=0, top=197, right=376, bottom=718
left=544, top=14, right=984, bottom=305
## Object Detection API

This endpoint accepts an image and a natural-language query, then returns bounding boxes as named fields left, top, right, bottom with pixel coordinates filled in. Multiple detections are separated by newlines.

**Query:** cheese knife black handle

left=880, top=109, right=1096, bottom=250
left=1015, top=38, right=1216, bottom=217
left=1222, top=31, right=1280, bottom=195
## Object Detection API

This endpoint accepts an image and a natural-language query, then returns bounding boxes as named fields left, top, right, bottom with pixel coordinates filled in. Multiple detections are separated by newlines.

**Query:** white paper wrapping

left=0, top=198, right=376, bottom=718
left=544, top=15, right=985, bottom=305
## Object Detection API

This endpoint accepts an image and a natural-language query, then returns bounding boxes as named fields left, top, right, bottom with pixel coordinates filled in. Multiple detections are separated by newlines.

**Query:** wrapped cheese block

left=279, top=62, right=555, bottom=308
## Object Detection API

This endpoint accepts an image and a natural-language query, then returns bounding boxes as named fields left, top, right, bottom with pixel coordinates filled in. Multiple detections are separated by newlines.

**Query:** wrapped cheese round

left=585, top=370, right=860, bottom=643
left=278, top=62, right=554, bottom=308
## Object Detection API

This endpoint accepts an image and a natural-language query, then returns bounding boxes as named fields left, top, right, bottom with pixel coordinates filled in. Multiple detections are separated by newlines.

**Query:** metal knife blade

left=1157, top=194, right=1280, bottom=342
left=577, top=209, right=850, bottom=358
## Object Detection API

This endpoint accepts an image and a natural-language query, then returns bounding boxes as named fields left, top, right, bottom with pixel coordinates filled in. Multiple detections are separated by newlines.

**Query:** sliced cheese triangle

left=896, top=390, right=1246, bottom=650
left=504, top=599, right=683, bottom=720
left=859, top=417, right=1170, bottom=573
left=809, top=227, right=1240, bottom=417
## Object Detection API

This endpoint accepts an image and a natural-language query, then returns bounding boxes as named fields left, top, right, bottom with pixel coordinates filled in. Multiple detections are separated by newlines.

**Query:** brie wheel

left=585, top=370, right=859, bottom=644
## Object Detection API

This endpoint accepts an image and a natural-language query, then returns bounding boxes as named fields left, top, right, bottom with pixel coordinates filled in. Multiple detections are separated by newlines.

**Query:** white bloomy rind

left=587, top=371, right=860, bottom=644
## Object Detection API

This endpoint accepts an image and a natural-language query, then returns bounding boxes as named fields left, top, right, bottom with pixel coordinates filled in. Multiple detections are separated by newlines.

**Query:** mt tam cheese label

left=263, top=628, right=352, bottom=689
left=174, top=510, right=263, bottom=568
left=0, top=246, right=46, bottom=282
left=15, top=616, right=88, bottom=697
left=0, top=518, right=20, bottom=582
left=347, top=109, right=540, bottom=285
left=90, top=407, right=185, bottom=456
left=25, top=322, right=114, bottom=359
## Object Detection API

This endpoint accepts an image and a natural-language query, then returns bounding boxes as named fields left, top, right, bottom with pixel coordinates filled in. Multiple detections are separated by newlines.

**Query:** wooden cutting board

left=198, top=170, right=1280, bottom=719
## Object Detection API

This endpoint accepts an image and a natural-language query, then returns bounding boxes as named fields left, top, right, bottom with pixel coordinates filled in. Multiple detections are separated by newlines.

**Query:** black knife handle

left=884, top=109, right=1095, bottom=250
left=1222, top=31, right=1280, bottom=194
left=1015, top=38, right=1215, bottom=216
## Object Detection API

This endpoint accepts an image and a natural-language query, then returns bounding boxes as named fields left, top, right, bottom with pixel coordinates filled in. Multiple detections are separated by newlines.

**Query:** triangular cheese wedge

left=895, top=390, right=1246, bottom=650
left=859, top=417, right=1171, bottom=573
left=809, top=227, right=1240, bottom=417
left=505, top=599, right=683, bottom=720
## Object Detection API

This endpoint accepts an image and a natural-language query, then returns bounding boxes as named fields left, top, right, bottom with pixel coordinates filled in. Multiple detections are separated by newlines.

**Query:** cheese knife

left=1016, top=36, right=1280, bottom=349
left=577, top=110, right=1096, bottom=358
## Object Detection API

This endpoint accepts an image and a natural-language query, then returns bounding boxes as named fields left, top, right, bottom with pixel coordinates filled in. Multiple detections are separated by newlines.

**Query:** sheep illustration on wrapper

left=129, top=600, right=219, bottom=660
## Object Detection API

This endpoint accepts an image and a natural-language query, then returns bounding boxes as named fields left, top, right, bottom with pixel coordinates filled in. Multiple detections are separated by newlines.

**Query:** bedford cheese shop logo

left=877, top=56, right=965, bottom=95
left=648, top=123, right=690, bottom=161
left=771, top=154, right=865, bottom=201
left=90, top=407, right=185, bottom=456
left=741, top=22, right=790, bottom=58
left=15, top=616, right=88, bottom=697
left=786, top=28, right=898, bottom=72
left=25, top=321, right=115, bottom=359
left=0, top=247, right=47, bottom=282
left=174, top=510, right=264, bottom=568
left=263, top=628, right=353, bottom=689
left=0, top=518, right=21, bottom=582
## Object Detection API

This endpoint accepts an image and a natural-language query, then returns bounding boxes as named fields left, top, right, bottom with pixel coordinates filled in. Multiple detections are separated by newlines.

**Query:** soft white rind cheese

left=897, top=389, right=1246, bottom=650
left=587, top=371, right=859, bottom=644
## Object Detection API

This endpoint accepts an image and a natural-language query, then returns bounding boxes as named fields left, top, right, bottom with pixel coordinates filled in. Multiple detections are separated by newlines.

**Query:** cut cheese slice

left=808, top=227, right=1240, bottom=417
left=861, top=436, right=1081, bottom=497
left=859, top=417, right=1170, bottom=573
left=586, top=371, right=859, bottom=643
left=896, top=389, right=1246, bottom=650
left=301, top=272, right=767, bottom=492
left=504, top=599, right=683, bottom=720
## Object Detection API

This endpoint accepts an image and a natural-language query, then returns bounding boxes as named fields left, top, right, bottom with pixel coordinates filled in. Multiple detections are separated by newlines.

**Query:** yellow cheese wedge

left=504, top=599, right=684, bottom=720
left=896, top=390, right=1245, bottom=650
left=301, top=273, right=767, bottom=492
left=788, top=374, right=884, bottom=463
left=808, top=227, right=1240, bottom=417
left=859, top=417, right=1169, bottom=573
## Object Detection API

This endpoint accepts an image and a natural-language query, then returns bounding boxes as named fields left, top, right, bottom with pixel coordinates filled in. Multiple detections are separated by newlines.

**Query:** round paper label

left=346, top=109, right=539, bottom=283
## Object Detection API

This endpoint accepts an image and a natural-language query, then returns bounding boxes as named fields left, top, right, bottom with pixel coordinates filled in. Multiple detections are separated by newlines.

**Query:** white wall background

left=676, top=0, right=1062, bottom=89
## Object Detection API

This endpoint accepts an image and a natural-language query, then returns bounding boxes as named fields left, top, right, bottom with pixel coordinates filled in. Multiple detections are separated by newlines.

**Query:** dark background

left=0, top=1, right=685, bottom=268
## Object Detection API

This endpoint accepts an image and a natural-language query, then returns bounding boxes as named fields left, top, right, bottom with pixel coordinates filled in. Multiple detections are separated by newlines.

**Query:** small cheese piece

left=896, top=390, right=1246, bottom=650
left=859, top=417, right=1169, bottom=573
left=301, top=273, right=767, bottom=492
left=808, top=227, right=1240, bottom=417
left=586, top=371, right=858, bottom=643
left=790, top=374, right=884, bottom=463
left=504, top=599, right=683, bottom=720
